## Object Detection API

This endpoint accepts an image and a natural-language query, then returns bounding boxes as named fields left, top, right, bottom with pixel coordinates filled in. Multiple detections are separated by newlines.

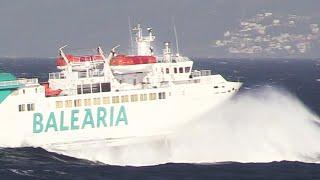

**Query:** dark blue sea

left=0, top=58, right=320, bottom=179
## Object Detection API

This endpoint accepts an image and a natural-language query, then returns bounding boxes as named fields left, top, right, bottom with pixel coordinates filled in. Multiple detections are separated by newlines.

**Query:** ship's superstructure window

left=185, top=67, right=191, bottom=73
left=74, top=99, right=82, bottom=107
left=159, top=92, right=166, bottom=99
left=101, top=83, right=111, bottom=92
left=82, top=84, right=91, bottom=94
left=179, top=67, right=183, bottom=73
left=77, top=83, right=110, bottom=95
left=92, top=83, right=101, bottom=93
left=103, top=97, right=110, bottom=104
left=84, top=99, right=92, bottom=106
left=18, top=104, right=25, bottom=112
left=27, top=103, right=35, bottom=111
left=166, top=68, right=170, bottom=74
left=112, top=96, right=120, bottom=103
left=131, top=94, right=139, bottom=102
left=121, top=95, right=129, bottom=103
left=149, top=93, right=157, bottom=100
left=174, top=68, right=178, bottom=74
left=56, top=101, right=63, bottom=108
left=51, top=90, right=169, bottom=109
left=77, top=85, right=82, bottom=94
left=93, top=98, right=101, bottom=105
left=65, top=100, right=73, bottom=108
left=140, top=94, right=148, bottom=101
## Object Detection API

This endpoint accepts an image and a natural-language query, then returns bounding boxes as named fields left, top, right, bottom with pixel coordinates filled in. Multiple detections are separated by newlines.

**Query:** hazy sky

left=0, top=0, right=319, bottom=57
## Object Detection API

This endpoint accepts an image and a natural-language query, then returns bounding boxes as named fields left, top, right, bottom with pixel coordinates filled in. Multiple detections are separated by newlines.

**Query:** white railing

left=0, top=80, right=20, bottom=88
left=49, top=72, right=65, bottom=79
left=200, top=70, right=211, bottom=76
left=0, top=78, right=38, bottom=88
left=17, top=78, right=38, bottom=84
left=78, top=70, right=104, bottom=79
left=191, top=70, right=211, bottom=78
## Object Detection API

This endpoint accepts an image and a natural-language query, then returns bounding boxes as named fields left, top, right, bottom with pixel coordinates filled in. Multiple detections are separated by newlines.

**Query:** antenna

left=128, top=16, right=134, bottom=55
left=172, top=18, right=180, bottom=56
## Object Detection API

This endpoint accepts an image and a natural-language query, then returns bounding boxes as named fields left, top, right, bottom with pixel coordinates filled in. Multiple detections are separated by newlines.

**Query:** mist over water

left=45, top=87, right=320, bottom=166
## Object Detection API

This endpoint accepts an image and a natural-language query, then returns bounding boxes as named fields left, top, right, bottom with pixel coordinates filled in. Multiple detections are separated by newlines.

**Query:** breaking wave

left=44, top=87, right=320, bottom=166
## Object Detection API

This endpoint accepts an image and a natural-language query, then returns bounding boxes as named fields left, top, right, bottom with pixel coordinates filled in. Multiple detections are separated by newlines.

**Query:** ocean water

left=0, top=58, right=320, bottom=179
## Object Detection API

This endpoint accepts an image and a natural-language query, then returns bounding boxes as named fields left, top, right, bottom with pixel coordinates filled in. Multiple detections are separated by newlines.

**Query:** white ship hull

left=0, top=77, right=241, bottom=147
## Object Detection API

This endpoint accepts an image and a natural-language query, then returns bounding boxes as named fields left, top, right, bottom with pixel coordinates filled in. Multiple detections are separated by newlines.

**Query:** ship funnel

left=132, top=24, right=155, bottom=56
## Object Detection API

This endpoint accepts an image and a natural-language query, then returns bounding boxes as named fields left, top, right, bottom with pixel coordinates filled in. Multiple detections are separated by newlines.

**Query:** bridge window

left=159, top=92, right=166, bottom=99
left=149, top=93, right=157, bottom=100
left=56, top=101, right=63, bottom=108
left=179, top=67, right=183, bottom=73
left=130, top=94, right=138, bottom=102
left=74, top=99, right=82, bottom=107
left=77, top=85, right=82, bottom=94
left=185, top=67, right=191, bottom=73
left=174, top=68, right=178, bottom=74
left=103, top=97, right=110, bottom=104
left=112, top=96, right=120, bottom=104
left=92, top=83, right=101, bottom=93
left=65, top=100, right=73, bottom=108
left=18, top=104, right=25, bottom=112
left=166, top=68, right=170, bottom=74
left=84, top=99, right=92, bottom=106
left=140, top=94, right=148, bottom=101
left=101, top=83, right=111, bottom=92
left=83, top=84, right=91, bottom=94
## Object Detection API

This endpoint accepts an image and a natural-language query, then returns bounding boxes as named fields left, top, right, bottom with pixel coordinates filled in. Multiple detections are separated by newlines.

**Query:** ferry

left=0, top=24, right=242, bottom=147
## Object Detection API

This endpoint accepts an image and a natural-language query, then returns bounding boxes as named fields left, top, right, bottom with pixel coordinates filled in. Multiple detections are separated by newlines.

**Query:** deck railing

left=49, top=72, right=65, bottom=79
left=191, top=70, right=211, bottom=78
left=0, top=78, right=38, bottom=89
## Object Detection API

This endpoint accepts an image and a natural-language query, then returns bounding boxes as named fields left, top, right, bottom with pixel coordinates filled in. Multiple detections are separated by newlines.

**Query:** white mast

left=172, top=18, right=180, bottom=56
left=128, top=17, right=134, bottom=55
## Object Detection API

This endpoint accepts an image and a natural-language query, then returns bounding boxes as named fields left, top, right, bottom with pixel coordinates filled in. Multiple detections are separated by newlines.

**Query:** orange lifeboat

left=56, top=54, right=104, bottom=68
left=42, top=83, right=62, bottom=97
left=111, top=55, right=156, bottom=66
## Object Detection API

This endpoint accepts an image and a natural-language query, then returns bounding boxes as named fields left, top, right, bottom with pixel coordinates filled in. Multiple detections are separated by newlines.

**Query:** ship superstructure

left=0, top=25, right=242, bottom=147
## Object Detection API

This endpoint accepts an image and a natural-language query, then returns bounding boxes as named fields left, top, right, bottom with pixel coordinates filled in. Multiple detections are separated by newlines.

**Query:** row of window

left=56, top=92, right=167, bottom=109
left=77, top=83, right=111, bottom=95
left=167, top=67, right=191, bottom=74
left=18, top=103, right=35, bottom=112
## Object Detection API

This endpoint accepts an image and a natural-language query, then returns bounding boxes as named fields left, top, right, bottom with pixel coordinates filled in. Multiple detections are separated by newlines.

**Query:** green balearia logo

left=33, top=105, right=128, bottom=133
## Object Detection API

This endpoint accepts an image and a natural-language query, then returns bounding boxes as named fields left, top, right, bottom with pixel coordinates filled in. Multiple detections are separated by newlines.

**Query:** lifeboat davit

left=110, top=55, right=156, bottom=66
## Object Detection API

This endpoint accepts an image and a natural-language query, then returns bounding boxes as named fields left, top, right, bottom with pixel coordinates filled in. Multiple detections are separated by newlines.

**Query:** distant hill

left=213, top=12, right=320, bottom=58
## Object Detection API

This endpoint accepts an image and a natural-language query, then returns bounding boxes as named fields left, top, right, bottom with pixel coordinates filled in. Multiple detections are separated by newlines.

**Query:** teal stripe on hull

left=0, top=73, right=17, bottom=103
left=0, top=89, right=12, bottom=103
